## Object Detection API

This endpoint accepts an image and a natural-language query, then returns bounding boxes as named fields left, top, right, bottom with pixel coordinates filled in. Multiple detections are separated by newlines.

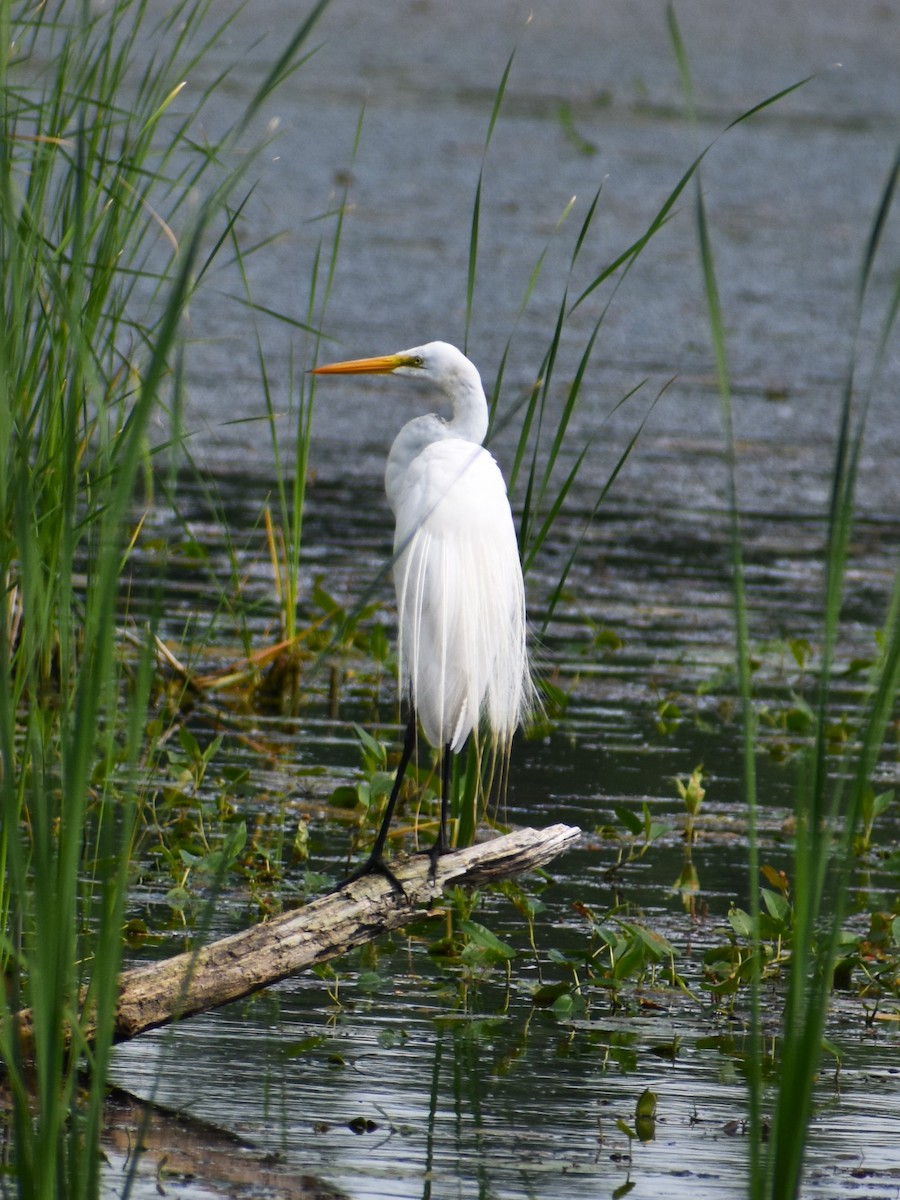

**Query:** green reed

left=0, top=2, right=327, bottom=1195
left=440, top=36, right=809, bottom=846
left=671, top=6, right=900, bottom=1193
left=266, top=103, right=365, bottom=655
left=758, top=146, right=900, bottom=1200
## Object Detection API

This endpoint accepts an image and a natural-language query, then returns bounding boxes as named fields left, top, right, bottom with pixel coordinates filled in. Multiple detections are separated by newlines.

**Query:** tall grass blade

left=765, top=141, right=900, bottom=1200
left=667, top=5, right=695, bottom=120
left=694, top=185, right=763, bottom=1193
left=667, top=20, right=818, bottom=1191
left=465, top=51, right=515, bottom=352
left=0, top=2, right=331, bottom=1195
left=539, top=380, right=665, bottom=632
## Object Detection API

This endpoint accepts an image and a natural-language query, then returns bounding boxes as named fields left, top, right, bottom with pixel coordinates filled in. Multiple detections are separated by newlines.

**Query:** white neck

left=419, top=351, right=486, bottom=444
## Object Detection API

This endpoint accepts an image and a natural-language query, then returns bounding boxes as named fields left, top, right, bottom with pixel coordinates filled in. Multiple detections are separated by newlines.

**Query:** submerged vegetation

left=0, top=1, right=898, bottom=1198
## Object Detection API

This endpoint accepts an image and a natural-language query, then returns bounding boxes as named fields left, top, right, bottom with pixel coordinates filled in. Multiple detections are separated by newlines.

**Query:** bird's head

left=313, top=341, right=478, bottom=393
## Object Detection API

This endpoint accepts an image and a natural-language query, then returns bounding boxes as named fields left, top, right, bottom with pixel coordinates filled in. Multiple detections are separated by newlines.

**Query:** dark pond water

left=99, top=1, right=900, bottom=1197
left=106, top=463, right=900, bottom=1199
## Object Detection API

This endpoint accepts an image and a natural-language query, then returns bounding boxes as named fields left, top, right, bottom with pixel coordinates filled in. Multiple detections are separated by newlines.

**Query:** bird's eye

left=412, top=355, right=424, bottom=368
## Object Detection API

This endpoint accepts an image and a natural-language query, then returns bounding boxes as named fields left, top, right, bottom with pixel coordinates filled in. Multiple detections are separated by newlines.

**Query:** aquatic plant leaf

left=357, top=971, right=382, bottom=994
left=615, top=806, right=643, bottom=837
left=635, top=1087, right=657, bottom=1119
left=458, top=919, right=516, bottom=962
left=329, top=785, right=360, bottom=809
left=530, top=981, right=572, bottom=1007
left=673, top=862, right=699, bottom=895
left=761, top=888, right=791, bottom=924
left=760, top=865, right=789, bottom=894
left=729, top=907, right=755, bottom=939
left=552, top=992, right=575, bottom=1019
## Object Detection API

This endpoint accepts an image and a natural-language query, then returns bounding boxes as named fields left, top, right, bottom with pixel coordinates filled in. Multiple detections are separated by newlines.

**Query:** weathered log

left=18, top=823, right=580, bottom=1050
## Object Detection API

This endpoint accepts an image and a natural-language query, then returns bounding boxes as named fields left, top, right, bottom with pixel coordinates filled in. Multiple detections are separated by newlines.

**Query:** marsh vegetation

left=1, top=3, right=898, bottom=1198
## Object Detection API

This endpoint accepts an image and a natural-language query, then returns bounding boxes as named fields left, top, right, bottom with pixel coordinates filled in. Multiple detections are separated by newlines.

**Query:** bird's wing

left=392, top=438, right=528, bottom=751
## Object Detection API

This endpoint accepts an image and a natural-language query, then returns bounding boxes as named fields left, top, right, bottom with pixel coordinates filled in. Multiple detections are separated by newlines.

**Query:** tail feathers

left=395, top=523, right=530, bottom=752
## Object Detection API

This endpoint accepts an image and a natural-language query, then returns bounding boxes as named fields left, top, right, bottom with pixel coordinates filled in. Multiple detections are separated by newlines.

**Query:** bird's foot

left=426, top=838, right=447, bottom=880
left=337, top=854, right=406, bottom=897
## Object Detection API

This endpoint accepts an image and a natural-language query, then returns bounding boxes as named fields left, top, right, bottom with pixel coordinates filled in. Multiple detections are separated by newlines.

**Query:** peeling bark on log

left=18, top=823, right=580, bottom=1051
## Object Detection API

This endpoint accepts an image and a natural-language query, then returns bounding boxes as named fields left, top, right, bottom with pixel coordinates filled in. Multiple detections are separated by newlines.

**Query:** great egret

left=313, top=341, right=530, bottom=883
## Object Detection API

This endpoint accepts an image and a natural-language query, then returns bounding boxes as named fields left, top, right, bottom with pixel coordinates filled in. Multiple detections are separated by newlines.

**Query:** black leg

left=428, top=741, right=454, bottom=871
left=340, top=707, right=417, bottom=893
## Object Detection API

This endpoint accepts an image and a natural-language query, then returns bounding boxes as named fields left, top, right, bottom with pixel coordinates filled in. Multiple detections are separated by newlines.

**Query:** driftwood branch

left=18, top=823, right=580, bottom=1051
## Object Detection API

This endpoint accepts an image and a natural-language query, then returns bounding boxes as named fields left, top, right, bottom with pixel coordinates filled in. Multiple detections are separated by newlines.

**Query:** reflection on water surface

left=109, top=462, right=900, bottom=1199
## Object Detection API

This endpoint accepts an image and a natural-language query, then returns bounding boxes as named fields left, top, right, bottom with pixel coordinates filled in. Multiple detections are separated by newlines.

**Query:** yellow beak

left=312, top=353, right=410, bottom=376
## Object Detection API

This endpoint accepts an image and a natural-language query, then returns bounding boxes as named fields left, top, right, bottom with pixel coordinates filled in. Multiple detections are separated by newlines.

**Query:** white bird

left=313, top=341, right=530, bottom=882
